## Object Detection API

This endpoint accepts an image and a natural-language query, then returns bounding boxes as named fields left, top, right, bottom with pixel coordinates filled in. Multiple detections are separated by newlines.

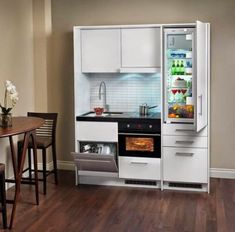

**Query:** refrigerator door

left=164, top=28, right=195, bottom=124
left=196, top=21, right=209, bottom=132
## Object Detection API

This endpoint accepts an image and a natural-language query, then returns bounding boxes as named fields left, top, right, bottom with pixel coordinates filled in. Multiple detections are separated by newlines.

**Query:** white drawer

left=119, top=157, right=160, bottom=180
left=77, top=121, right=118, bottom=142
left=163, top=135, right=208, bottom=148
left=163, top=147, right=208, bottom=183
left=162, top=124, right=208, bottom=136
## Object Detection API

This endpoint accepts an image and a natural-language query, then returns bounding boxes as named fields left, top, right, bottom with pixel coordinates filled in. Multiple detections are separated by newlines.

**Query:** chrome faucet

left=98, top=81, right=109, bottom=111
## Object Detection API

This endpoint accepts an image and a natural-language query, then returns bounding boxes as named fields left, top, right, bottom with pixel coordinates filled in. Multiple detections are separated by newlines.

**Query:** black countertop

left=76, top=111, right=161, bottom=122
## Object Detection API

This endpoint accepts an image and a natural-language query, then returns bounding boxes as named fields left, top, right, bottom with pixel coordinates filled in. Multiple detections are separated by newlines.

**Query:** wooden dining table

left=0, top=116, right=44, bottom=229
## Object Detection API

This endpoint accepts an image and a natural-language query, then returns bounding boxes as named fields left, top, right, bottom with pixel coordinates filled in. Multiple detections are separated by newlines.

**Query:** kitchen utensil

left=139, top=104, right=158, bottom=116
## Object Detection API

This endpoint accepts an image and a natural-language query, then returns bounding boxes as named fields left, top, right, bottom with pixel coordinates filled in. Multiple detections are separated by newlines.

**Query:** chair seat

left=18, top=136, right=52, bottom=149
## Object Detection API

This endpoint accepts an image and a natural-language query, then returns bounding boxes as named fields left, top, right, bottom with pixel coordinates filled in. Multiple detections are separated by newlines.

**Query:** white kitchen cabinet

left=162, top=135, right=208, bottom=148
left=80, top=27, right=161, bottom=73
left=77, top=121, right=118, bottom=142
left=163, top=147, right=208, bottom=183
left=121, top=28, right=161, bottom=72
left=119, top=157, right=161, bottom=180
left=162, top=124, right=208, bottom=136
left=73, top=121, right=119, bottom=184
left=81, top=29, right=121, bottom=73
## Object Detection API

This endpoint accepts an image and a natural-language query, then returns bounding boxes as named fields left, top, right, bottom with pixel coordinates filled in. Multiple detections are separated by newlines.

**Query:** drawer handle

left=175, top=129, right=195, bottom=132
left=77, top=159, right=111, bottom=163
left=175, top=152, right=194, bottom=157
left=130, top=162, right=148, bottom=165
left=175, top=140, right=194, bottom=144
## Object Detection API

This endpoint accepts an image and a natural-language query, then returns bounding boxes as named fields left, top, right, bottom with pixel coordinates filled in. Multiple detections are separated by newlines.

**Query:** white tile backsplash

left=90, top=73, right=161, bottom=112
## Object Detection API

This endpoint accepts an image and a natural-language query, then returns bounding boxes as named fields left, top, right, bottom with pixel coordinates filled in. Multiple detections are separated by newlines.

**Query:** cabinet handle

left=198, top=95, right=203, bottom=115
left=175, top=140, right=194, bottom=144
left=175, top=152, right=194, bottom=156
left=119, top=132, right=160, bottom=136
left=175, top=129, right=194, bottom=132
left=77, top=159, right=111, bottom=163
left=130, top=162, right=148, bottom=165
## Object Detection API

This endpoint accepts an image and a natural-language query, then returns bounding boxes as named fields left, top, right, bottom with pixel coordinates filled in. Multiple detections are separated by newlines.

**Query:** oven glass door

left=118, top=133, right=161, bottom=158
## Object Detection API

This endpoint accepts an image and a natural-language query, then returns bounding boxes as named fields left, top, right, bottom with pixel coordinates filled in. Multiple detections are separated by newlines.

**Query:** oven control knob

left=127, top=124, right=130, bottom=128
left=149, top=125, right=153, bottom=129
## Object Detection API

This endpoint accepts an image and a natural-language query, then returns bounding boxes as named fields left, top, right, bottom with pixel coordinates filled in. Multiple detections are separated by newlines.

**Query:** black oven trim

left=118, top=133, right=161, bottom=158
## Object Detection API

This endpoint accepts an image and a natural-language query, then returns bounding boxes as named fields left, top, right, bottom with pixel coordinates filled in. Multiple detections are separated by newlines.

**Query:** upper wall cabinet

left=121, top=28, right=161, bottom=73
left=81, top=29, right=121, bottom=73
left=80, top=27, right=161, bottom=73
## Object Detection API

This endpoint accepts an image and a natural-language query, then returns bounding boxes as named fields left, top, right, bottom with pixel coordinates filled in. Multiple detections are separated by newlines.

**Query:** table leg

left=30, top=130, right=39, bottom=205
left=9, top=132, right=30, bottom=229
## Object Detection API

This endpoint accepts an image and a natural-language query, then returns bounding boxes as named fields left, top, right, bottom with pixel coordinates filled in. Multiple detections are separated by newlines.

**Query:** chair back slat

left=27, top=112, right=58, bottom=140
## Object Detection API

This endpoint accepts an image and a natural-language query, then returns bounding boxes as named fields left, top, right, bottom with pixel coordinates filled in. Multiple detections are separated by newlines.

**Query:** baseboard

left=15, top=160, right=235, bottom=180
left=210, top=168, right=235, bottom=179
left=57, top=160, right=75, bottom=171
left=56, top=161, right=235, bottom=180
left=37, top=161, right=54, bottom=171
left=37, top=161, right=75, bottom=171
left=5, top=163, right=235, bottom=190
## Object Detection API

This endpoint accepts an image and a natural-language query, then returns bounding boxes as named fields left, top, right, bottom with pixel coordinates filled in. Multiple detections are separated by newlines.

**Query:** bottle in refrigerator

left=171, top=60, right=176, bottom=75
left=175, top=60, right=180, bottom=75
left=180, top=60, right=185, bottom=75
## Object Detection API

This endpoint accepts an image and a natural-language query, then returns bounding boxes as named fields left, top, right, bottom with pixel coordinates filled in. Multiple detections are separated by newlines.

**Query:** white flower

left=10, top=92, right=19, bottom=102
left=1, top=80, right=19, bottom=112
left=5, top=81, right=17, bottom=94
left=5, top=80, right=12, bottom=86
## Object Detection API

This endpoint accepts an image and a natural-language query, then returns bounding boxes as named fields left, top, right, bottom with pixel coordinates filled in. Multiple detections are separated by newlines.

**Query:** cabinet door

left=72, top=153, right=118, bottom=173
left=81, top=29, right=120, bottom=73
left=121, top=28, right=160, bottom=71
left=77, top=121, right=118, bottom=142
left=163, top=147, right=208, bottom=183
left=196, top=21, right=210, bottom=132
left=119, top=157, right=161, bottom=180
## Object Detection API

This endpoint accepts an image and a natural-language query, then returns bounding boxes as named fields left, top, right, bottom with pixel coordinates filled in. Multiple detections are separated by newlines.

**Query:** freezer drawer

left=162, top=124, right=208, bottom=136
left=162, top=135, right=208, bottom=148
left=119, top=157, right=160, bottom=180
left=163, top=147, right=208, bottom=183
left=72, top=152, right=118, bottom=173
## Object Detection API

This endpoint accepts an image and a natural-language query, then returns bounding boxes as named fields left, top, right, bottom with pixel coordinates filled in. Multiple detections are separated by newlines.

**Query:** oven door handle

left=118, top=133, right=160, bottom=136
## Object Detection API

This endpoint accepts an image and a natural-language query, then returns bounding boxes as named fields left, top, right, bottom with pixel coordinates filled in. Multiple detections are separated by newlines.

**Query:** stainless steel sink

left=82, top=112, right=123, bottom=117
left=103, top=112, right=123, bottom=117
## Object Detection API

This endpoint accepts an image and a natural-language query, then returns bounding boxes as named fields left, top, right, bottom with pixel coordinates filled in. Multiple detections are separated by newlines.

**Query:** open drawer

left=72, top=152, right=118, bottom=173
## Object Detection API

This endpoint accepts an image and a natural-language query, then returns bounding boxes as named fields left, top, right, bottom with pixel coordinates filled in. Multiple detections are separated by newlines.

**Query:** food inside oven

left=126, top=137, right=154, bottom=152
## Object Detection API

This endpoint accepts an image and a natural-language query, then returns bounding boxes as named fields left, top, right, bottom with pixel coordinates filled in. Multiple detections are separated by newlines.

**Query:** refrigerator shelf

left=167, top=57, right=192, bottom=60
left=168, top=87, right=189, bottom=89
left=169, top=75, right=192, bottom=78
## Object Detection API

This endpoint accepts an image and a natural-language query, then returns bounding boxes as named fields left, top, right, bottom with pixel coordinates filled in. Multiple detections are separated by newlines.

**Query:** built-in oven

left=118, top=119, right=161, bottom=158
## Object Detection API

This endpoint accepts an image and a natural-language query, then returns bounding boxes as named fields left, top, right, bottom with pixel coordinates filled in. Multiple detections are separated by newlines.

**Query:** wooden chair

left=18, top=112, right=58, bottom=194
left=0, top=163, right=7, bottom=229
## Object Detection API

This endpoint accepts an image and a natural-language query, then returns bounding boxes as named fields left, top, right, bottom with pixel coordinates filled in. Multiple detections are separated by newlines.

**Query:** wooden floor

left=2, top=170, right=235, bottom=232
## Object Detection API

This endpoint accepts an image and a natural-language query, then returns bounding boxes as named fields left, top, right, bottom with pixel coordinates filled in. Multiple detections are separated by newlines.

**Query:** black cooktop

left=76, top=111, right=161, bottom=122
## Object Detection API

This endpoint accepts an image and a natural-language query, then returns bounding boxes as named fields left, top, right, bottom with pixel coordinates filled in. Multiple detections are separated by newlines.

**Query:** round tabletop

left=0, top=116, right=44, bottom=138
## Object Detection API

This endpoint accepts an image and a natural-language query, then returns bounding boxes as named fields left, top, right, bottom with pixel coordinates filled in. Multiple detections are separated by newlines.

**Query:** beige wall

left=0, top=0, right=34, bottom=176
left=32, top=0, right=50, bottom=111
left=49, top=0, right=235, bottom=169
left=0, top=0, right=234, bottom=171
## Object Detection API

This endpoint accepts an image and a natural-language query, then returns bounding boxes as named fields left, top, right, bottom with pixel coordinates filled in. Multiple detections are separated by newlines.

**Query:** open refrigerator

left=163, top=22, right=209, bottom=132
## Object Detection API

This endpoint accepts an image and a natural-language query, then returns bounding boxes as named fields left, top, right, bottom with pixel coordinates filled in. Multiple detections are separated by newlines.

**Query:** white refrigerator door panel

left=196, top=21, right=209, bottom=132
